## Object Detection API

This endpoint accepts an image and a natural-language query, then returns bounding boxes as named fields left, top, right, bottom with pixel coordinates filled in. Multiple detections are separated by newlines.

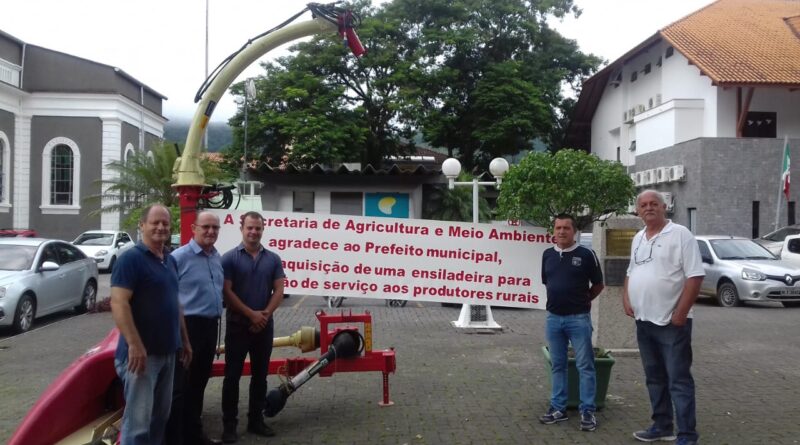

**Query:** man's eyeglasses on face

left=195, top=224, right=221, bottom=231
left=633, top=235, right=658, bottom=265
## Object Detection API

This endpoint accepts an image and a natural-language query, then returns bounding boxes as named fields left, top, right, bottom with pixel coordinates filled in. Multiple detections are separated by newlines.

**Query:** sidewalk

left=2, top=301, right=800, bottom=444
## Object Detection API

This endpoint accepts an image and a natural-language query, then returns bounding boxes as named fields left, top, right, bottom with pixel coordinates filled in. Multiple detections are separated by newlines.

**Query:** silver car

left=72, top=230, right=133, bottom=272
left=696, top=235, right=800, bottom=308
left=0, top=238, right=99, bottom=333
left=753, top=224, right=800, bottom=256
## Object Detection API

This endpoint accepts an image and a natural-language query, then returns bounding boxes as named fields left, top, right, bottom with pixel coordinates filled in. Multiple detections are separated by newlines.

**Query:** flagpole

left=775, top=135, right=790, bottom=231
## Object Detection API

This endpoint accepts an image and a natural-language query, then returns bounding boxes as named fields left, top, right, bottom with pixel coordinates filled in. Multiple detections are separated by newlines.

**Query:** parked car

left=696, top=235, right=800, bottom=308
left=753, top=224, right=800, bottom=256
left=0, top=238, right=99, bottom=333
left=72, top=230, right=133, bottom=272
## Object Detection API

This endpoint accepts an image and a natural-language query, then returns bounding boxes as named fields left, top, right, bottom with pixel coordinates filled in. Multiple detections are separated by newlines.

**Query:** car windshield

left=0, top=245, right=38, bottom=270
left=73, top=233, right=114, bottom=246
left=709, top=239, right=775, bottom=260
left=761, top=227, right=800, bottom=242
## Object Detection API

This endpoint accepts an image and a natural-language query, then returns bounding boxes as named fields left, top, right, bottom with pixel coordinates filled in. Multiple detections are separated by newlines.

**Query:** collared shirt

left=111, top=242, right=181, bottom=361
left=221, top=243, right=286, bottom=325
left=541, top=242, right=603, bottom=315
left=171, top=238, right=224, bottom=318
left=626, top=220, right=705, bottom=325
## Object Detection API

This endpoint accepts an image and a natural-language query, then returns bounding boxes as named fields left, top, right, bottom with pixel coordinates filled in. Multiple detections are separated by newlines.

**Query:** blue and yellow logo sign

left=364, top=193, right=409, bottom=218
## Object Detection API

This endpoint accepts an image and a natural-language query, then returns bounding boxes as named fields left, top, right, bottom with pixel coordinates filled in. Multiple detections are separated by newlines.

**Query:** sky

left=1, top=0, right=716, bottom=124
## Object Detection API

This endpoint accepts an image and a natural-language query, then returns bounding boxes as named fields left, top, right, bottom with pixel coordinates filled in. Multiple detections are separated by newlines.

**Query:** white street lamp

left=442, top=156, right=509, bottom=330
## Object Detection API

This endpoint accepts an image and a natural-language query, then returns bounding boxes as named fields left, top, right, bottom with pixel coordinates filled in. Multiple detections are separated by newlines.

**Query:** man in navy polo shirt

left=539, top=214, right=604, bottom=432
left=221, top=211, right=286, bottom=443
left=111, top=204, right=192, bottom=445
left=166, top=210, right=224, bottom=445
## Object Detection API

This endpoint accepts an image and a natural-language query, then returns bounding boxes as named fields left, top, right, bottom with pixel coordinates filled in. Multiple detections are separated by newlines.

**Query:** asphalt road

left=2, top=280, right=800, bottom=444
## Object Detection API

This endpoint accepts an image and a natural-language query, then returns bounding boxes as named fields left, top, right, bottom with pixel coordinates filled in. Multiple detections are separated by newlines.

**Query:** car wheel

left=13, top=294, right=36, bottom=333
left=717, top=282, right=741, bottom=307
left=75, top=281, right=97, bottom=314
left=782, top=301, right=800, bottom=308
left=107, top=256, right=116, bottom=273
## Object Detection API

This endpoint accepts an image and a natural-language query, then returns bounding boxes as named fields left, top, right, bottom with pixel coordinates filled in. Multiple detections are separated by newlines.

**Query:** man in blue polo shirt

left=111, top=204, right=191, bottom=445
left=539, top=214, right=604, bottom=432
left=166, top=210, right=224, bottom=445
left=221, top=211, right=286, bottom=444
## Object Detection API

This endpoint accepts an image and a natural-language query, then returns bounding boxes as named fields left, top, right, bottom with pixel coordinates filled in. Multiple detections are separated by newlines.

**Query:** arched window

left=41, top=137, right=81, bottom=214
left=124, top=143, right=135, bottom=163
left=0, top=131, right=10, bottom=208
left=51, top=145, right=73, bottom=205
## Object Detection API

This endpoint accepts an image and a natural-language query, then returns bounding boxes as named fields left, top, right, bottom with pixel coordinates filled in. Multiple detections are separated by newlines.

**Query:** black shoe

left=221, top=424, right=238, bottom=444
left=539, top=407, right=569, bottom=424
left=247, top=420, right=276, bottom=437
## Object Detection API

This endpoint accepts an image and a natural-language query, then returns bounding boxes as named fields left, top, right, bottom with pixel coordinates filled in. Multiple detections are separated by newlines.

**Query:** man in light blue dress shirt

left=166, top=211, right=224, bottom=445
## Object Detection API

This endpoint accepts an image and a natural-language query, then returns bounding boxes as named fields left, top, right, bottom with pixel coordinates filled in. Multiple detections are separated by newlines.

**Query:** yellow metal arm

left=174, top=17, right=338, bottom=187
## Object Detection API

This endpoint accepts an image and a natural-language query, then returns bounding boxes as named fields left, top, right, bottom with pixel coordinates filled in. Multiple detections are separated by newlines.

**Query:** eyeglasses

left=633, top=234, right=659, bottom=265
left=195, top=224, right=220, bottom=231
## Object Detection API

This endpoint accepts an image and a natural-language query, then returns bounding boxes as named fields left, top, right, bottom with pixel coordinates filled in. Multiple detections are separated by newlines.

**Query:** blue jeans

left=115, top=354, right=176, bottom=445
left=545, top=312, right=596, bottom=412
left=636, top=320, right=698, bottom=442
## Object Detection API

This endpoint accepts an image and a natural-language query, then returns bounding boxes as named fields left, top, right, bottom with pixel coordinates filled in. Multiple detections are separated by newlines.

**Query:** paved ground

left=2, top=293, right=800, bottom=444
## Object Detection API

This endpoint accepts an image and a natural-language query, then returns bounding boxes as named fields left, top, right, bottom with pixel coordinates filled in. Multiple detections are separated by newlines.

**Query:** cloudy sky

left=1, top=0, right=715, bottom=123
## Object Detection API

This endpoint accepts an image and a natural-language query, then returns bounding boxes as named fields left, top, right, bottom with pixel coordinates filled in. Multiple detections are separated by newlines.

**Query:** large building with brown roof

left=567, top=0, right=800, bottom=238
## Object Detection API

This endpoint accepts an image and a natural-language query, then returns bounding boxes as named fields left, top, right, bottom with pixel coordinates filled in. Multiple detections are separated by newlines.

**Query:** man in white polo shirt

left=623, top=189, right=704, bottom=445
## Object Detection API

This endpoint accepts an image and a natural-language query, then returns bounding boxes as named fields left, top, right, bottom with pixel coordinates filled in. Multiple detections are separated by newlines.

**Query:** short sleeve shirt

left=111, top=243, right=181, bottom=361
left=626, top=221, right=705, bottom=325
left=541, top=243, right=604, bottom=315
left=171, top=239, right=224, bottom=318
left=221, top=244, right=286, bottom=326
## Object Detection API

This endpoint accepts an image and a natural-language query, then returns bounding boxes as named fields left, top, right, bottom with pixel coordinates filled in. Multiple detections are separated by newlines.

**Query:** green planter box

left=541, top=345, right=615, bottom=410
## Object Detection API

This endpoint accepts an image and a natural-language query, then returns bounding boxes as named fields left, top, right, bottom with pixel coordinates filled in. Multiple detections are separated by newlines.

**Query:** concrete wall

left=29, top=116, right=102, bottom=239
left=122, top=121, right=139, bottom=152
left=632, top=137, right=800, bottom=238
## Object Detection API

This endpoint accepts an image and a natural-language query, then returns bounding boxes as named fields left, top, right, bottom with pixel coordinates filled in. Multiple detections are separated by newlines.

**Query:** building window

left=643, top=63, right=652, bottom=75
left=752, top=201, right=760, bottom=238
left=41, top=137, right=81, bottom=214
left=790, top=201, right=796, bottom=226
left=665, top=46, right=674, bottom=58
left=688, top=208, right=697, bottom=234
left=616, top=146, right=621, bottom=162
left=630, top=71, right=638, bottom=82
left=0, top=132, right=9, bottom=207
left=293, top=191, right=315, bottom=213
left=742, top=111, right=777, bottom=138
left=330, top=192, right=363, bottom=215
left=51, top=145, right=74, bottom=205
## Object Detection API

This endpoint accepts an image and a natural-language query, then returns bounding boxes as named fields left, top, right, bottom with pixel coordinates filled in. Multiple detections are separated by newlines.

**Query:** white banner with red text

left=211, top=210, right=554, bottom=309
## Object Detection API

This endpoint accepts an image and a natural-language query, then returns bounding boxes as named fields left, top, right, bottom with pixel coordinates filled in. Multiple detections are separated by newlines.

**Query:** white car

left=72, top=230, right=134, bottom=272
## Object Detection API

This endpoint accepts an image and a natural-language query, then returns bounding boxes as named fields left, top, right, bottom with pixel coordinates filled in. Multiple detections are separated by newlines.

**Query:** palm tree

left=85, top=142, right=182, bottom=232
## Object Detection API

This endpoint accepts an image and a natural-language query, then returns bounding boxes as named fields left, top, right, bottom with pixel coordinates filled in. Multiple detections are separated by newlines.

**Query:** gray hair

left=636, top=189, right=666, bottom=205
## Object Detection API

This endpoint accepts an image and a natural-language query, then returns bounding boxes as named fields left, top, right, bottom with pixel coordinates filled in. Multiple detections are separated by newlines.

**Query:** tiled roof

left=251, top=162, right=441, bottom=176
left=660, top=0, right=800, bottom=86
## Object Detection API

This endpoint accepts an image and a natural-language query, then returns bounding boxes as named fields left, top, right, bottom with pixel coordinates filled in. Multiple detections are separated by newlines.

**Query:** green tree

left=423, top=172, right=492, bottom=222
left=496, top=149, right=635, bottom=230
left=227, top=0, right=414, bottom=168
left=389, top=0, right=601, bottom=169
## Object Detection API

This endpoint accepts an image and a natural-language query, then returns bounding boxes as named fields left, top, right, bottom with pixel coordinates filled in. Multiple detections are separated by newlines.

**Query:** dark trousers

left=221, top=319, right=274, bottom=426
left=636, top=319, right=698, bottom=442
left=165, top=316, right=219, bottom=445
